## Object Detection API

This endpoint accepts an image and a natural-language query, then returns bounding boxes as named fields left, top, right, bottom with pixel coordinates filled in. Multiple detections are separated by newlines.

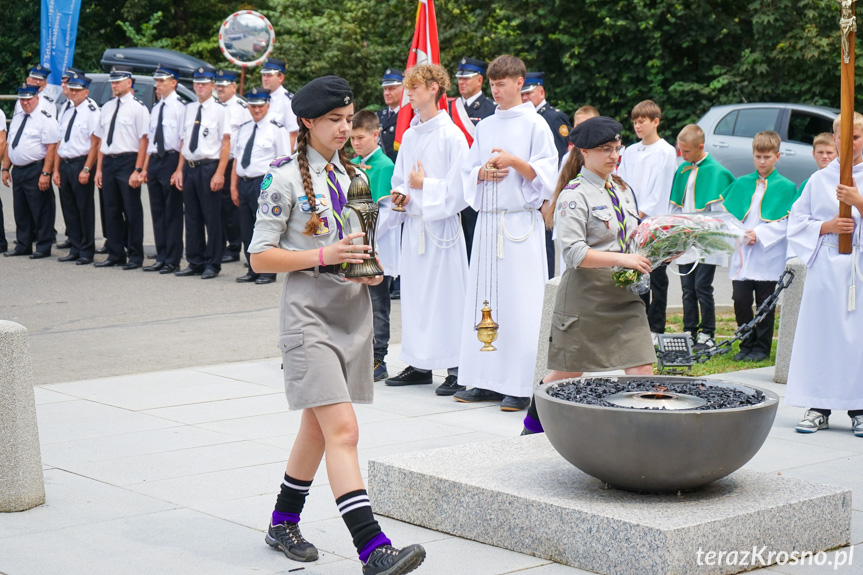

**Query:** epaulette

left=269, top=155, right=293, bottom=168
left=87, top=98, right=97, bottom=112
left=134, top=97, right=145, bottom=106
left=563, top=175, right=581, bottom=191
left=270, top=119, right=284, bottom=129
left=287, top=91, right=294, bottom=99
left=44, top=95, right=54, bottom=103
left=216, top=100, right=226, bottom=106
left=237, top=100, right=248, bottom=108
left=41, top=109, right=53, bottom=118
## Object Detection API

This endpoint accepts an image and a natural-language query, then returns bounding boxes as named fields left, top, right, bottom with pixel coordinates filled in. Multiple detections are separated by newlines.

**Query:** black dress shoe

left=94, top=259, right=122, bottom=268
left=174, top=266, right=203, bottom=277
left=58, top=254, right=79, bottom=262
left=453, top=387, right=505, bottom=403
left=501, top=395, right=531, bottom=412
left=255, top=276, right=276, bottom=285
left=236, top=272, right=258, bottom=283
left=201, top=267, right=219, bottom=279
left=122, top=262, right=142, bottom=270
left=56, top=240, right=71, bottom=249
left=159, top=264, right=177, bottom=274
left=385, top=366, right=433, bottom=387
left=221, top=253, right=240, bottom=263
left=4, top=250, right=31, bottom=257
left=435, top=375, right=466, bottom=396
left=95, top=245, right=108, bottom=254
left=29, top=252, right=51, bottom=259
left=142, top=262, right=165, bottom=272
left=76, top=258, right=93, bottom=265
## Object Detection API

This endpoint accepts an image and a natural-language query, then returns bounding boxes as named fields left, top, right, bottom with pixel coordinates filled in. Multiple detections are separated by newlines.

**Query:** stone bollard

left=774, top=259, right=808, bottom=384
left=533, top=276, right=560, bottom=386
left=0, top=321, right=45, bottom=512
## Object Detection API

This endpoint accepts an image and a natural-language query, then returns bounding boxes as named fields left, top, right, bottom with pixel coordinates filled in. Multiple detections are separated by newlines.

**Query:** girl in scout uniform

left=247, top=76, right=426, bottom=575
left=522, top=117, right=655, bottom=435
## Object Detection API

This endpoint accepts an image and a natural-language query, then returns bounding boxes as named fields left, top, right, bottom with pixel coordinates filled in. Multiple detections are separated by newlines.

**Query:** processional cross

left=839, top=0, right=856, bottom=254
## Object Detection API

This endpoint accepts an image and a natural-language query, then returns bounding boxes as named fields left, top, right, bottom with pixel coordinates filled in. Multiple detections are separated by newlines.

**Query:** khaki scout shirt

left=248, top=146, right=360, bottom=254
left=554, top=167, right=640, bottom=268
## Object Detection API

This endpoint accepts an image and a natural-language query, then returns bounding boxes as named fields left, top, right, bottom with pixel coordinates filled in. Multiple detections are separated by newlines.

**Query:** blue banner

left=40, top=0, right=83, bottom=87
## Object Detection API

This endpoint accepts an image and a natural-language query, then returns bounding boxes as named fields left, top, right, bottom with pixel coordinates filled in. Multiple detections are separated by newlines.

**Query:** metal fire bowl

left=534, top=376, right=779, bottom=493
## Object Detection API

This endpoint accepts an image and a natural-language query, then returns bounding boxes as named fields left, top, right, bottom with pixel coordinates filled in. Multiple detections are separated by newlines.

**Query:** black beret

left=292, top=76, right=353, bottom=119
left=570, top=116, right=623, bottom=148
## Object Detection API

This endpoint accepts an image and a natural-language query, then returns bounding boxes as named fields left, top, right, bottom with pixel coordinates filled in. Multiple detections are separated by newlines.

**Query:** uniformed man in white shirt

left=52, top=72, right=100, bottom=264
left=2, top=84, right=60, bottom=258
left=0, top=106, right=7, bottom=253
left=215, top=69, right=251, bottom=265
left=259, top=58, right=299, bottom=150
left=230, top=87, right=291, bottom=285
left=14, top=65, right=57, bottom=119
left=94, top=65, right=150, bottom=269
left=172, top=67, right=231, bottom=279
left=141, top=65, right=186, bottom=274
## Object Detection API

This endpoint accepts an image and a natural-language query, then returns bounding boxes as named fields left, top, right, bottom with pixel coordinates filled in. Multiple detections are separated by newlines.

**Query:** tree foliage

left=2, top=0, right=858, bottom=140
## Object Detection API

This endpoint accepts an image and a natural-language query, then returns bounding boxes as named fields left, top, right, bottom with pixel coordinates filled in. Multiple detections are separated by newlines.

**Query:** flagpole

left=839, top=0, right=856, bottom=255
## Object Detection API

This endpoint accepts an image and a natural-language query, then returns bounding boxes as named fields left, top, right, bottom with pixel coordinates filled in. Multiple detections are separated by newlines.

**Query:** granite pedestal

left=369, top=435, right=851, bottom=575
left=533, top=276, right=560, bottom=385
left=774, top=258, right=807, bottom=384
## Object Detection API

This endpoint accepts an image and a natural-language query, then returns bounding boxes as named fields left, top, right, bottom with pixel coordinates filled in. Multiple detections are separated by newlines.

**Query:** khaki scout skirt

left=278, top=270, right=374, bottom=410
left=548, top=267, right=656, bottom=373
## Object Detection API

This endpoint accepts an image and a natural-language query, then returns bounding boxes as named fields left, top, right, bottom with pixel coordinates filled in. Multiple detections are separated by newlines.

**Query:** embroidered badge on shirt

left=559, top=124, right=569, bottom=137
left=261, top=174, right=273, bottom=190
left=260, top=204, right=270, bottom=214
left=313, top=216, right=330, bottom=236
left=272, top=205, right=282, bottom=216
left=270, top=192, right=282, bottom=203
left=260, top=190, right=268, bottom=200
left=560, top=209, right=566, bottom=217
left=592, top=205, right=608, bottom=211
left=568, top=201, right=577, bottom=209
left=269, top=155, right=293, bottom=168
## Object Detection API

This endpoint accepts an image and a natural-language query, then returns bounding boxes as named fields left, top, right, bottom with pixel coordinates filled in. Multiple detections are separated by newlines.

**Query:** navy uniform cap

left=570, top=116, right=623, bottom=149
left=153, top=65, right=180, bottom=80
left=261, top=58, right=287, bottom=75
left=62, top=67, right=86, bottom=80
left=455, top=57, right=487, bottom=78
left=214, top=69, right=239, bottom=85
left=521, top=72, right=544, bottom=93
left=192, top=67, right=216, bottom=83
left=17, top=84, right=40, bottom=99
left=67, top=72, right=92, bottom=89
left=245, top=87, right=271, bottom=105
left=109, top=65, right=134, bottom=82
left=292, top=76, right=353, bottom=119
left=28, top=64, right=51, bottom=80
left=381, top=68, right=404, bottom=87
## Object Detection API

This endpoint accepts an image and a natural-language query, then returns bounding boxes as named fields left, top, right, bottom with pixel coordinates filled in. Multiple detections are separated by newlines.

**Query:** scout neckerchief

left=325, top=163, right=348, bottom=239
left=605, top=180, right=628, bottom=252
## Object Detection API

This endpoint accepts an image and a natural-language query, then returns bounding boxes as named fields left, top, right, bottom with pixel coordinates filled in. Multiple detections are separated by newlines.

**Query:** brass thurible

left=342, top=176, right=385, bottom=278
left=474, top=300, right=499, bottom=352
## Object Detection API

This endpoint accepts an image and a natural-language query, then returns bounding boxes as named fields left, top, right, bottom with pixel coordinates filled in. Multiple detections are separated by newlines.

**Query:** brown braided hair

left=299, top=120, right=359, bottom=236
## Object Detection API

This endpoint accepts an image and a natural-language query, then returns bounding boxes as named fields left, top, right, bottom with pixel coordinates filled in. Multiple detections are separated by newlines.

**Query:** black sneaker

left=435, top=375, right=465, bottom=396
left=374, top=359, right=389, bottom=382
left=363, top=544, right=426, bottom=575
left=500, top=395, right=530, bottom=412
left=265, top=521, right=319, bottom=562
left=385, top=366, right=433, bottom=387
left=453, top=387, right=505, bottom=403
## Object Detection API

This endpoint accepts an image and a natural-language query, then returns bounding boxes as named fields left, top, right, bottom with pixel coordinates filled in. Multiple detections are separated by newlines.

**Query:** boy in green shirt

left=350, top=110, right=398, bottom=381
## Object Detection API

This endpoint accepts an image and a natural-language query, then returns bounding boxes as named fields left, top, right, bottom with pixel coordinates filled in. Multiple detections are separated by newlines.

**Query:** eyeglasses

left=597, top=145, right=625, bottom=155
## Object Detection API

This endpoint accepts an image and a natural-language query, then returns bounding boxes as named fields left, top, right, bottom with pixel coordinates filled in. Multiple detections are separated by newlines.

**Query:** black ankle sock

left=336, top=489, right=391, bottom=561
left=273, top=473, right=312, bottom=524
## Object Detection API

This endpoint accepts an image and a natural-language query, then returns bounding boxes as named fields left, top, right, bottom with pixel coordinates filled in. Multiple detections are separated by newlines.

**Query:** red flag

left=393, top=0, right=447, bottom=152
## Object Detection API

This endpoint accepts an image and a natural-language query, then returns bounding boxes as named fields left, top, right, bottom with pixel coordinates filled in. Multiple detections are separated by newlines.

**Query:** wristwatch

left=135, top=167, right=143, bottom=173
left=82, top=167, right=91, bottom=173
left=1, top=168, right=8, bottom=172
left=40, top=171, right=50, bottom=177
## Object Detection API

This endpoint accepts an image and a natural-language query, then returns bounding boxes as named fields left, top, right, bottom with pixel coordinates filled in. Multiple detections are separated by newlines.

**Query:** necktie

left=605, top=180, right=628, bottom=252
left=12, top=114, right=29, bottom=149
left=189, top=104, right=202, bottom=153
left=326, top=163, right=348, bottom=239
left=64, top=109, right=77, bottom=143
left=155, top=102, right=166, bottom=157
left=107, top=99, right=121, bottom=147
left=241, top=123, right=257, bottom=170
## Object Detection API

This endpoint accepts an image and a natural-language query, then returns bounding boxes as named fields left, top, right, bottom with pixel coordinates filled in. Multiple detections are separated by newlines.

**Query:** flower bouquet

left=613, top=214, right=742, bottom=293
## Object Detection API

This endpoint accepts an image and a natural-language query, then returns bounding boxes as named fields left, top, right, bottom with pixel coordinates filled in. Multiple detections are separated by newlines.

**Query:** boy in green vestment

left=721, top=131, right=798, bottom=361
left=669, top=124, right=735, bottom=350
left=350, top=110, right=398, bottom=381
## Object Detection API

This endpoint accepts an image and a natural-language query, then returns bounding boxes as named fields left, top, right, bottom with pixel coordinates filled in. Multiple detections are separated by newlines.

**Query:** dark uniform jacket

left=448, top=93, right=496, bottom=125
left=376, top=107, right=399, bottom=163
left=537, top=102, right=573, bottom=162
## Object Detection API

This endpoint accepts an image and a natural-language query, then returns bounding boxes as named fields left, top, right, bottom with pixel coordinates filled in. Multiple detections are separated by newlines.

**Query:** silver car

left=696, top=103, right=838, bottom=185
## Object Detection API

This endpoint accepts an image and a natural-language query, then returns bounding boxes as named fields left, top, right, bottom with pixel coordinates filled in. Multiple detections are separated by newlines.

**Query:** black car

left=100, top=47, right=217, bottom=89
left=55, top=73, right=196, bottom=112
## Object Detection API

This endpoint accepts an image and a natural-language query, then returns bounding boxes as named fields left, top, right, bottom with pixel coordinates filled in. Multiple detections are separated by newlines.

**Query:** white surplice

left=378, top=110, right=469, bottom=369
left=785, top=158, right=863, bottom=410
left=727, top=180, right=790, bottom=281
left=458, top=102, right=558, bottom=397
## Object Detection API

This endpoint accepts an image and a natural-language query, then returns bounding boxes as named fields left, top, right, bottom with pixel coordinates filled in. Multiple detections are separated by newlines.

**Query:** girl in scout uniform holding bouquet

left=248, top=75, right=426, bottom=575
left=522, top=116, right=655, bottom=435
